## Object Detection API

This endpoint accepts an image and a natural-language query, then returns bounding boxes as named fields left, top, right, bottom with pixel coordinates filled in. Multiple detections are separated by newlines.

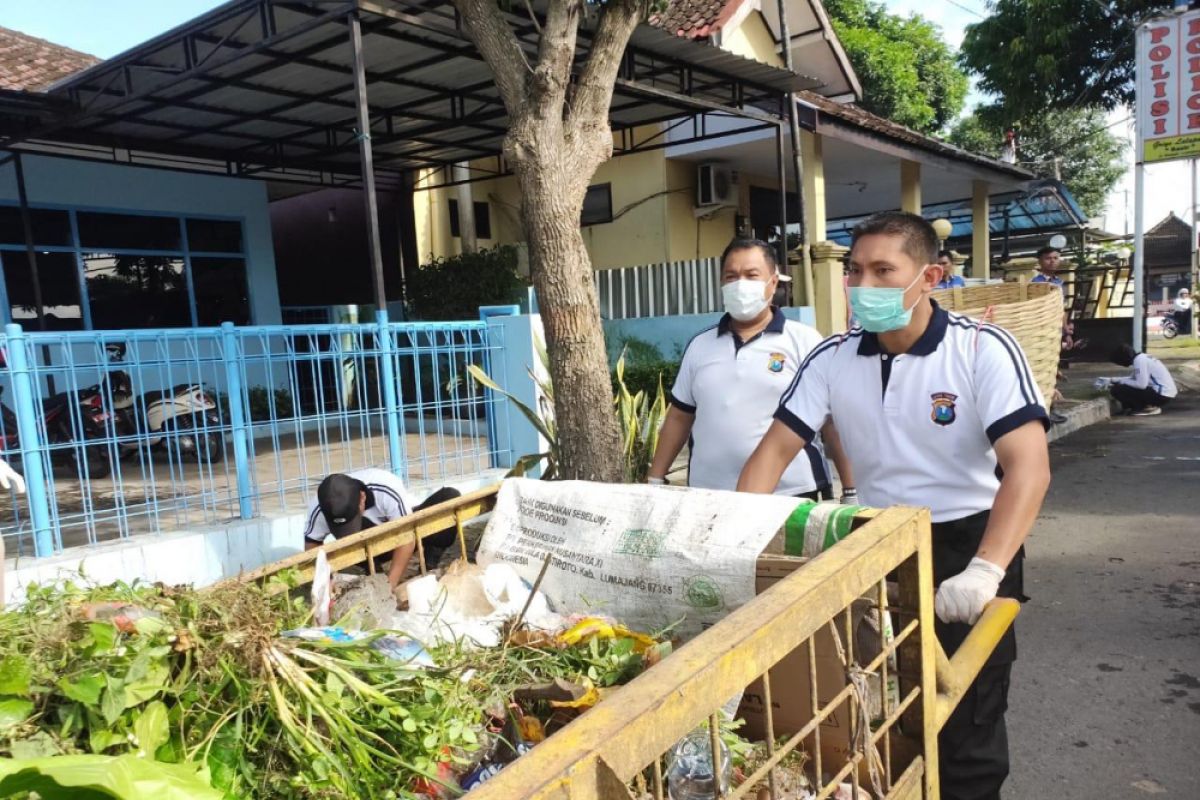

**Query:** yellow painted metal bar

left=933, top=598, right=1020, bottom=728
left=467, top=506, right=929, bottom=800
left=221, top=484, right=499, bottom=592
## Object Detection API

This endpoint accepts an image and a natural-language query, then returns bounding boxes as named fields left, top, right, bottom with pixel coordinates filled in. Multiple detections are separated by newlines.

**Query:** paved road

left=1008, top=387, right=1200, bottom=798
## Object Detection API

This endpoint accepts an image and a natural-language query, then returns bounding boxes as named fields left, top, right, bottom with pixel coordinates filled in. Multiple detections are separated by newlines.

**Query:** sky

left=1, top=0, right=1192, bottom=236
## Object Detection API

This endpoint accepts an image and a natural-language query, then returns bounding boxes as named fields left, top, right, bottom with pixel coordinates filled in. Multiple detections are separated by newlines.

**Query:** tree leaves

left=823, top=0, right=969, bottom=133
left=959, top=0, right=1168, bottom=117
left=949, top=106, right=1127, bottom=216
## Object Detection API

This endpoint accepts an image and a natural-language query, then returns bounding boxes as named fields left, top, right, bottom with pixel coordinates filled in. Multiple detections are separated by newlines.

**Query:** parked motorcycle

left=0, top=381, right=113, bottom=479
left=1161, top=310, right=1179, bottom=340
left=102, top=344, right=224, bottom=463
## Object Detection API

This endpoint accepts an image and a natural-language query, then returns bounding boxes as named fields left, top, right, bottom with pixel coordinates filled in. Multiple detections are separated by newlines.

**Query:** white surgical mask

left=722, top=279, right=769, bottom=321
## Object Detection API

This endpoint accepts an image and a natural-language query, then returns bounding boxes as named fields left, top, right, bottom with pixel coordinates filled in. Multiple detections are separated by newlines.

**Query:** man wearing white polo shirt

left=647, top=239, right=854, bottom=500
left=739, top=212, right=1051, bottom=800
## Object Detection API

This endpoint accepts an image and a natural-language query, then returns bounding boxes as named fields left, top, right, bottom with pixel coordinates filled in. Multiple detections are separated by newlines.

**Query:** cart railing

left=463, top=504, right=1017, bottom=800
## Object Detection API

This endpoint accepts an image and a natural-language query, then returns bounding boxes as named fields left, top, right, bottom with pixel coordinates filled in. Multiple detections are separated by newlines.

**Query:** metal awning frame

left=1, top=0, right=814, bottom=311
left=5, top=0, right=808, bottom=186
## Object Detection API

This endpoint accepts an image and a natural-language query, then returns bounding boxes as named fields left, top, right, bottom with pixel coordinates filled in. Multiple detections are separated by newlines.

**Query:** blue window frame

left=0, top=206, right=250, bottom=330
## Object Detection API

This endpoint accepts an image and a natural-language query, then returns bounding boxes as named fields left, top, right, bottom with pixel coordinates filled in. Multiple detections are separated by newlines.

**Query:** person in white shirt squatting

left=1103, top=344, right=1178, bottom=416
left=647, top=238, right=855, bottom=501
left=302, top=468, right=461, bottom=589
left=737, top=211, right=1051, bottom=800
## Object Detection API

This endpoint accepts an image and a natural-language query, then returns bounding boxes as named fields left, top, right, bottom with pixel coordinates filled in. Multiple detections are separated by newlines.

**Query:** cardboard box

left=741, top=555, right=917, bottom=785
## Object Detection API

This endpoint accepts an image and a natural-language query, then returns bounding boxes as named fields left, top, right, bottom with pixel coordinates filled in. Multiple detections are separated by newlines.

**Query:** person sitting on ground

left=1103, top=344, right=1178, bottom=416
left=935, top=250, right=966, bottom=289
left=303, top=467, right=461, bottom=589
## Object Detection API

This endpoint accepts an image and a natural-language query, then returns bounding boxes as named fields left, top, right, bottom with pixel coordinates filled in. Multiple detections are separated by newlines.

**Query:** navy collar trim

left=717, top=306, right=786, bottom=337
left=857, top=300, right=949, bottom=357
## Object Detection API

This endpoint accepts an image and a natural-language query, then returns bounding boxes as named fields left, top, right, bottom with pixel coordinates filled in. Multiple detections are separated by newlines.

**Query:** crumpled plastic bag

left=391, top=562, right=563, bottom=648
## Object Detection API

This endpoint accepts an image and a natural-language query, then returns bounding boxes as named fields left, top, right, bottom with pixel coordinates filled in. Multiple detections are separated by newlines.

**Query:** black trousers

left=932, top=511, right=1025, bottom=800
left=1109, top=383, right=1171, bottom=413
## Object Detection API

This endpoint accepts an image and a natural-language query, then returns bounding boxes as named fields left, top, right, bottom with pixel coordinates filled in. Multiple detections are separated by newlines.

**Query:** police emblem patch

left=767, top=352, right=786, bottom=373
left=930, top=392, right=958, bottom=426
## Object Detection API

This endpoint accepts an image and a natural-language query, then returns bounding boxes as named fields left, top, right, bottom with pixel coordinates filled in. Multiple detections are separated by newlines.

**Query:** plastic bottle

left=666, top=729, right=732, bottom=800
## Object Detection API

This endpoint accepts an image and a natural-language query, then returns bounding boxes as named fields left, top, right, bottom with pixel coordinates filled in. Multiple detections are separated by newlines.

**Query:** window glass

left=581, top=184, right=612, bottom=226
left=0, top=206, right=72, bottom=247
left=2, top=251, right=83, bottom=330
left=77, top=212, right=182, bottom=251
left=448, top=200, right=493, bottom=239
left=186, top=219, right=243, bottom=253
left=83, top=253, right=190, bottom=329
left=191, top=257, right=250, bottom=325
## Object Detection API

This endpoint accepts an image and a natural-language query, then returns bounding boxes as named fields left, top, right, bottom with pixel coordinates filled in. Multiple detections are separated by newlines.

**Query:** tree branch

left=451, top=0, right=533, bottom=114
left=529, top=0, right=584, bottom=112
left=569, top=0, right=646, bottom=129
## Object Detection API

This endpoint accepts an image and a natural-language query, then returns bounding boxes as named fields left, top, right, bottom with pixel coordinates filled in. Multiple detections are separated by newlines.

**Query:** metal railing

left=0, top=315, right=511, bottom=557
left=596, top=258, right=722, bottom=319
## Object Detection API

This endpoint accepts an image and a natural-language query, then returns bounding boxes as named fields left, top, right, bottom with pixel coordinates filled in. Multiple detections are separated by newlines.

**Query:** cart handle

left=933, top=597, right=1020, bottom=729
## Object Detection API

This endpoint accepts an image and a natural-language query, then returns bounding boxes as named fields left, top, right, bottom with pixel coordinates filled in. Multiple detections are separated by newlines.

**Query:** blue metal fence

left=0, top=313, right=512, bottom=557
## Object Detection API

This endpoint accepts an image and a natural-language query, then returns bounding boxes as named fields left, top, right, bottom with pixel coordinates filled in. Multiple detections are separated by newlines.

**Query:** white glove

left=1093, top=377, right=1112, bottom=390
left=646, top=476, right=667, bottom=486
left=935, top=557, right=1005, bottom=624
left=839, top=488, right=858, bottom=504
left=0, top=460, right=25, bottom=495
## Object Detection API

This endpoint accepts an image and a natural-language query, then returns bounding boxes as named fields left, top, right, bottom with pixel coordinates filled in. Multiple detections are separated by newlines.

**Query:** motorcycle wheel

left=195, top=433, right=224, bottom=464
left=71, top=444, right=112, bottom=480
left=1163, top=322, right=1178, bottom=340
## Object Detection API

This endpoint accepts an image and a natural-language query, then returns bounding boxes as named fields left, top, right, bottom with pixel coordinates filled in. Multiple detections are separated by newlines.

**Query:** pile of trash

left=0, top=566, right=675, bottom=799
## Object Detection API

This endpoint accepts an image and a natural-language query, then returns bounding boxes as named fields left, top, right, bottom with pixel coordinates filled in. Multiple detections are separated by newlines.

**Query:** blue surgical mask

left=848, top=267, right=927, bottom=333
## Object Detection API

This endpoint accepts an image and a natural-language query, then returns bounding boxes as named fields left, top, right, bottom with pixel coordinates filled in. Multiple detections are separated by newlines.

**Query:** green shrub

left=406, top=245, right=525, bottom=321
left=613, top=360, right=680, bottom=399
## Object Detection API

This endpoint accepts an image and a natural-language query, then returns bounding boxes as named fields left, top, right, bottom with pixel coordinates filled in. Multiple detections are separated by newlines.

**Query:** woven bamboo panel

left=932, top=281, right=1062, bottom=402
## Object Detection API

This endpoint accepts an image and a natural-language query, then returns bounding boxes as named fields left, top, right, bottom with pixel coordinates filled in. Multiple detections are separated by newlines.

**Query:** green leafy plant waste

left=0, top=576, right=672, bottom=799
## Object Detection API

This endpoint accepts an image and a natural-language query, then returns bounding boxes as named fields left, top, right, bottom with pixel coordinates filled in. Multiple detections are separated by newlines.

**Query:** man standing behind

left=1031, top=246, right=1064, bottom=287
left=647, top=239, right=855, bottom=501
left=738, top=212, right=1051, bottom=800
left=935, top=250, right=966, bottom=289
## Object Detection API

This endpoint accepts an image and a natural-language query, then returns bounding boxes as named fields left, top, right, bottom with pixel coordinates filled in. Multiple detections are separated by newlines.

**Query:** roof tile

left=0, top=26, right=98, bottom=92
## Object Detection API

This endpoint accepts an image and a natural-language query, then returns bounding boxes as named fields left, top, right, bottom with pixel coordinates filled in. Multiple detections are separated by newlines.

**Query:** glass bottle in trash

left=667, top=729, right=732, bottom=799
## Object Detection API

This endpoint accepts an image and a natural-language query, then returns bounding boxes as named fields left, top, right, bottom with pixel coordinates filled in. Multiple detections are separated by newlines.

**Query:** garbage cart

left=238, top=484, right=1016, bottom=800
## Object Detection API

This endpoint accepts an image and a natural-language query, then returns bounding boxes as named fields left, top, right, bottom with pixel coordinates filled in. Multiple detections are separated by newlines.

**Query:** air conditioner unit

left=696, top=163, right=738, bottom=208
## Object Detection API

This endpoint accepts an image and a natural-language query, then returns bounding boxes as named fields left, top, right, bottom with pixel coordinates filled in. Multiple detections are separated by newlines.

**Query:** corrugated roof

left=0, top=26, right=98, bottom=92
left=23, top=0, right=812, bottom=183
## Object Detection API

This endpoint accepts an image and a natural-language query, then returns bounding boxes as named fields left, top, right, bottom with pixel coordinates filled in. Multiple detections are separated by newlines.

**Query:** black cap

left=317, top=473, right=366, bottom=537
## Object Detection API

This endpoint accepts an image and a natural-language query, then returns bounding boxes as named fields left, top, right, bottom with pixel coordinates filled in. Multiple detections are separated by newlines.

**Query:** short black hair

left=1110, top=344, right=1137, bottom=367
left=1036, top=246, right=1061, bottom=258
left=937, top=249, right=954, bottom=261
left=850, top=212, right=937, bottom=266
left=720, top=238, right=778, bottom=273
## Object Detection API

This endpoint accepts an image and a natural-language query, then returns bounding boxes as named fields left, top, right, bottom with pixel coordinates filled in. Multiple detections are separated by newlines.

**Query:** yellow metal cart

left=235, top=485, right=1016, bottom=800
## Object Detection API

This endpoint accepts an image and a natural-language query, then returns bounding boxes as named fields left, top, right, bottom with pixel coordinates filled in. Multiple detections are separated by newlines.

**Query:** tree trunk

left=512, top=131, right=624, bottom=482
left=452, top=0, right=646, bottom=483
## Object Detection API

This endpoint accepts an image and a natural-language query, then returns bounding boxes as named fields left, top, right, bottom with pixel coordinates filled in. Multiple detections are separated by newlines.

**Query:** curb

left=1048, top=397, right=1116, bottom=444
